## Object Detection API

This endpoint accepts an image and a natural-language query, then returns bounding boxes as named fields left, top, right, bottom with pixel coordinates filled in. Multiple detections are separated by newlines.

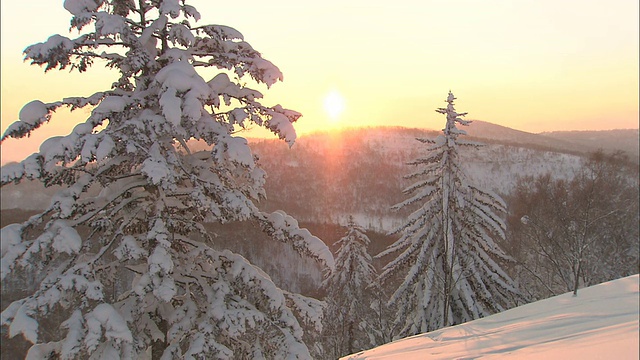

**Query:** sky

left=1, top=0, right=638, bottom=164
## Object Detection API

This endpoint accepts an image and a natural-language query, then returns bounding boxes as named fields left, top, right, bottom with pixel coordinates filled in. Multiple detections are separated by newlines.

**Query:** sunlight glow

left=323, top=90, right=346, bottom=121
left=0, top=0, right=637, bottom=165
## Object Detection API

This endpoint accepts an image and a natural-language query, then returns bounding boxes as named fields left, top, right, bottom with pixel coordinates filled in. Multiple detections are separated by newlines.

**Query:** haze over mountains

left=454, top=120, right=639, bottom=162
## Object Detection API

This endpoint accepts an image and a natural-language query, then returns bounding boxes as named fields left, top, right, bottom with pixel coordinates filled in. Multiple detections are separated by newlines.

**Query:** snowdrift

left=344, top=274, right=639, bottom=359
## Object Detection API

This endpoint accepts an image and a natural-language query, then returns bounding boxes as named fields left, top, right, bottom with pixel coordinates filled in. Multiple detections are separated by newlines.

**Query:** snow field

left=344, top=274, right=639, bottom=359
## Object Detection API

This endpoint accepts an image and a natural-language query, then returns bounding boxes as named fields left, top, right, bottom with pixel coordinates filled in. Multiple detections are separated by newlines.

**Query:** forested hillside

left=250, top=126, right=594, bottom=230
left=4, top=125, right=635, bottom=219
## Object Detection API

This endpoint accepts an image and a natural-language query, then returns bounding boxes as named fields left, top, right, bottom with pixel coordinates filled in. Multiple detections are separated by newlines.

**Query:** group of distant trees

left=1, top=1, right=638, bottom=359
left=251, top=135, right=411, bottom=223
left=506, top=151, right=639, bottom=299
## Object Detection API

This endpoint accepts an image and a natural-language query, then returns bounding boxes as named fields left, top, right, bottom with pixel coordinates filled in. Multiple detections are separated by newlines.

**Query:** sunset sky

left=1, top=0, right=638, bottom=164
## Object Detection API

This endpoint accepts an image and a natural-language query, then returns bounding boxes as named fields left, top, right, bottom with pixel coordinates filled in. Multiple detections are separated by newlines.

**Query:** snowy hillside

left=343, top=274, right=639, bottom=360
left=0, top=125, right=613, bottom=232
left=2, top=125, right=635, bottom=234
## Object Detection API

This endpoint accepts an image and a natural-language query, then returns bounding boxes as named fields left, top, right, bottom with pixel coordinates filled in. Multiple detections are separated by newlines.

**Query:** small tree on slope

left=322, top=217, right=380, bottom=358
left=0, top=1, right=333, bottom=358
left=377, top=92, right=520, bottom=337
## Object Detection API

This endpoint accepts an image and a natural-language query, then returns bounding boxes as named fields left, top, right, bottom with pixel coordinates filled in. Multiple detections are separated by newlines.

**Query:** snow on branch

left=256, top=211, right=335, bottom=272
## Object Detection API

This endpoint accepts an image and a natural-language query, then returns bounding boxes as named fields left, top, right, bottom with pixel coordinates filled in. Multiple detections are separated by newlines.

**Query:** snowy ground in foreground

left=344, top=274, right=639, bottom=360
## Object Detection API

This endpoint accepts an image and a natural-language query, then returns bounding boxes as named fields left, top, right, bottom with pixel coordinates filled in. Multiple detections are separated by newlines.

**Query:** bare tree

left=509, top=151, right=639, bottom=298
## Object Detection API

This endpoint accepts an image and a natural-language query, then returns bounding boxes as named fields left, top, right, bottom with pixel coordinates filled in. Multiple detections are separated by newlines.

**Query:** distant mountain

left=465, top=120, right=561, bottom=146
left=541, top=129, right=639, bottom=161
left=464, top=121, right=639, bottom=163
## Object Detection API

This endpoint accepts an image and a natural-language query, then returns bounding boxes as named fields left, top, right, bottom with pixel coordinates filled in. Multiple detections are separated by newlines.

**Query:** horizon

left=4, top=121, right=638, bottom=166
left=2, top=121, right=639, bottom=165
left=290, top=120, right=640, bottom=136
left=1, top=0, right=638, bottom=164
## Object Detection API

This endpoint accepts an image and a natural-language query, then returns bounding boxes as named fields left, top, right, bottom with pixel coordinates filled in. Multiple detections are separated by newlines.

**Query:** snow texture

left=93, top=96, right=126, bottom=114
left=63, top=0, right=101, bottom=16
left=19, top=100, right=49, bottom=125
left=85, top=304, right=133, bottom=352
left=260, top=210, right=335, bottom=271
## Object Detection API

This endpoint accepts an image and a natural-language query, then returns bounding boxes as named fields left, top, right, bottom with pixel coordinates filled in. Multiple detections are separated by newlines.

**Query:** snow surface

left=343, top=274, right=639, bottom=360
left=63, top=0, right=100, bottom=15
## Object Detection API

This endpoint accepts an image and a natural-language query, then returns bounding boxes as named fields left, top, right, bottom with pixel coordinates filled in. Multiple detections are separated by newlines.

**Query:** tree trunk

left=572, top=259, right=582, bottom=296
left=347, top=320, right=354, bottom=355
left=443, top=269, right=450, bottom=328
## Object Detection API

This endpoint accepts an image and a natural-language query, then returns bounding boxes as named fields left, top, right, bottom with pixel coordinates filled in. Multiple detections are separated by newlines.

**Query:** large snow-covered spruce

left=0, top=1, right=333, bottom=358
left=377, top=92, right=520, bottom=336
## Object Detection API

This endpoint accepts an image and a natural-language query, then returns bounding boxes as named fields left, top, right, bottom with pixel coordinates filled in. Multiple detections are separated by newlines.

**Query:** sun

left=323, top=90, right=346, bottom=121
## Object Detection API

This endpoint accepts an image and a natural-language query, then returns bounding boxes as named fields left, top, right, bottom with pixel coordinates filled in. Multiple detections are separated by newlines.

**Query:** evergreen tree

left=322, top=216, right=379, bottom=358
left=0, top=1, right=334, bottom=358
left=377, top=92, right=519, bottom=336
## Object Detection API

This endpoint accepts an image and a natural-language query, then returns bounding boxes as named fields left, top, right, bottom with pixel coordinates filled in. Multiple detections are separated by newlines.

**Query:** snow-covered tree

left=322, top=217, right=380, bottom=358
left=377, top=92, right=520, bottom=336
left=0, top=1, right=334, bottom=358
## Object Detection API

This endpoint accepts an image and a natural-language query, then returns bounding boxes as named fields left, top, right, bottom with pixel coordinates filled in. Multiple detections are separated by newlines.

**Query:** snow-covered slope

left=343, top=274, right=639, bottom=359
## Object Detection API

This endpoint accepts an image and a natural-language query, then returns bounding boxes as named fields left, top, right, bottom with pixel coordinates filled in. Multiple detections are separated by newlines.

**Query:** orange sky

left=1, top=0, right=638, bottom=164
